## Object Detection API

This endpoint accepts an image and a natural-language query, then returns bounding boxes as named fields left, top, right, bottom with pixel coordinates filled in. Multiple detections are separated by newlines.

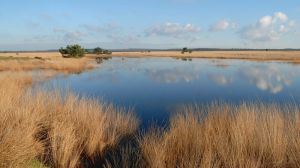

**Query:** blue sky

left=0, top=0, right=299, bottom=50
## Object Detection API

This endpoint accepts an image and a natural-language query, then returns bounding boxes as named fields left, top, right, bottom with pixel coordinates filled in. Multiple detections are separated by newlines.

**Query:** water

left=43, top=57, right=300, bottom=128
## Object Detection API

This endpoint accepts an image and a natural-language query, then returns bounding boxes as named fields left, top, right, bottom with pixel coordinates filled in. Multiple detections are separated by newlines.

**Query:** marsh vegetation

left=1, top=53, right=300, bottom=168
left=1, top=74, right=300, bottom=167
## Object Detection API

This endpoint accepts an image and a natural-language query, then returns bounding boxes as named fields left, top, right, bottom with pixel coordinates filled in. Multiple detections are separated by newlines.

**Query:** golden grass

left=0, top=73, right=138, bottom=168
left=140, top=103, right=300, bottom=168
left=0, top=58, right=94, bottom=73
left=0, top=52, right=95, bottom=74
left=0, top=52, right=61, bottom=59
left=112, top=51, right=300, bottom=63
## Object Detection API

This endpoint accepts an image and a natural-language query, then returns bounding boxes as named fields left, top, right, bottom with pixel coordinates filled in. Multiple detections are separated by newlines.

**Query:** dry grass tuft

left=0, top=73, right=138, bottom=168
left=140, top=103, right=300, bottom=168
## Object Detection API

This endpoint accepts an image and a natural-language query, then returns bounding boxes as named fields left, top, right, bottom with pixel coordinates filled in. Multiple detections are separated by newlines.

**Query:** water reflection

left=43, top=57, right=300, bottom=128
left=210, top=60, right=231, bottom=69
left=207, top=73, right=232, bottom=86
left=145, top=66, right=201, bottom=83
left=91, top=58, right=297, bottom=94
left=239, top=65, right=293, bottom=94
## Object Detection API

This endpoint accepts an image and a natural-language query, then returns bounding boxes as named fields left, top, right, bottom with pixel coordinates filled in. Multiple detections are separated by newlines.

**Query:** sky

left=0, top=0, right=299, bottom=50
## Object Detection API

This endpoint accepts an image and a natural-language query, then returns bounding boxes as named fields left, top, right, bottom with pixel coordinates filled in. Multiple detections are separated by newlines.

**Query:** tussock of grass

left=140, top=103, right=300, bottom=168
left=0, top=74, right=138, bottom=168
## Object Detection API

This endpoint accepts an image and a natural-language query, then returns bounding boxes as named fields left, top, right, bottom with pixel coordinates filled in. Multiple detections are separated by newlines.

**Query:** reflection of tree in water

left=95, top=56, right=112, bottom=64
left=210, top=60, right=231, bottom=69
left=173, top=57, right=192, bottom=61
left=96, top=57, right=103, bottom=64
left=239, top=65, right=293, bottom=94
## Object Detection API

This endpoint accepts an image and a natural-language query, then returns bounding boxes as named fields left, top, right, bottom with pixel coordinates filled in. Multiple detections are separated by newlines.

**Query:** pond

left=42, top=57, right=300, bottom=128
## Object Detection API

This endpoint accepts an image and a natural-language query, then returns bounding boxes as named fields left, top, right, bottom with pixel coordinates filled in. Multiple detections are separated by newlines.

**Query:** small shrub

left=103, top=50, right=112, bottom=55
left=181, top=47, right=193, bottom=54
left=93, top=47, right=103, bottom=55
left=34, top=57, right=43, bottom=60
left=59, top=45, right=85, bottom=58
left=182, top=47, right=188, bottom=53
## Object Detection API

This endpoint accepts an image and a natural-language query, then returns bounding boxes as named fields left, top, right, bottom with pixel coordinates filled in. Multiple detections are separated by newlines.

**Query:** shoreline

left=110, top=51, right=300, bottom=63
left=1, top=50, right=300, bottom=63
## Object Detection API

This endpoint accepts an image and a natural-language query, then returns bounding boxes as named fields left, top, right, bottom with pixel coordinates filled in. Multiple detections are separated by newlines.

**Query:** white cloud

left=239, top=12, right=295, bottom=42
left=209, top=19, right=231, bottom=32
left=274, top=12, right=288, bottom=22
left=279, top=25, right=287, bottom=33
left=259, top=16, right=273, bottom=28
left=145, top=22, right=200, bottom=38
left=209, top=19, right=237, bottom=32
left=288, top=20, right=296, bottom=27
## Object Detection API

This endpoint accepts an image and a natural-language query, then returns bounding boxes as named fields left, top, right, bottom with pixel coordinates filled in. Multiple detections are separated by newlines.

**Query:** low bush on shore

left=59, top=45, right=85, bottom=58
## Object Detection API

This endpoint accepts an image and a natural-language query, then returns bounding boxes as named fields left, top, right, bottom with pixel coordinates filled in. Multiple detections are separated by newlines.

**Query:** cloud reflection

left=239, top=65, right=292, bottom=94
left=207, top=73, right=232, bottom=86
left=145, top=66, right=201, bottom=83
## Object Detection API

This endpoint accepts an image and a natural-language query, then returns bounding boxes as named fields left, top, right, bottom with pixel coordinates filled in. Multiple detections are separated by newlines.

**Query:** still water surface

left=43, top=57, right=300, bottom=127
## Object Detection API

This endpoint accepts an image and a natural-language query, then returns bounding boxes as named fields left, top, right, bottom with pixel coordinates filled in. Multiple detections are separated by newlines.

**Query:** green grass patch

left=26, top=159, right=48, bottom=168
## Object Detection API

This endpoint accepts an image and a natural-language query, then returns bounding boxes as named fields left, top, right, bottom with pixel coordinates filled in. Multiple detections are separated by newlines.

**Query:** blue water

left=42, top=57, right=300, bottom=128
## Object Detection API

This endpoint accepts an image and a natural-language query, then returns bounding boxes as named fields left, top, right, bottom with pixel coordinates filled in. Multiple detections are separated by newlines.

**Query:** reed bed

left=0, top=74, right=138, bottom=168
left=140, top=103, right=300, bottom=168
